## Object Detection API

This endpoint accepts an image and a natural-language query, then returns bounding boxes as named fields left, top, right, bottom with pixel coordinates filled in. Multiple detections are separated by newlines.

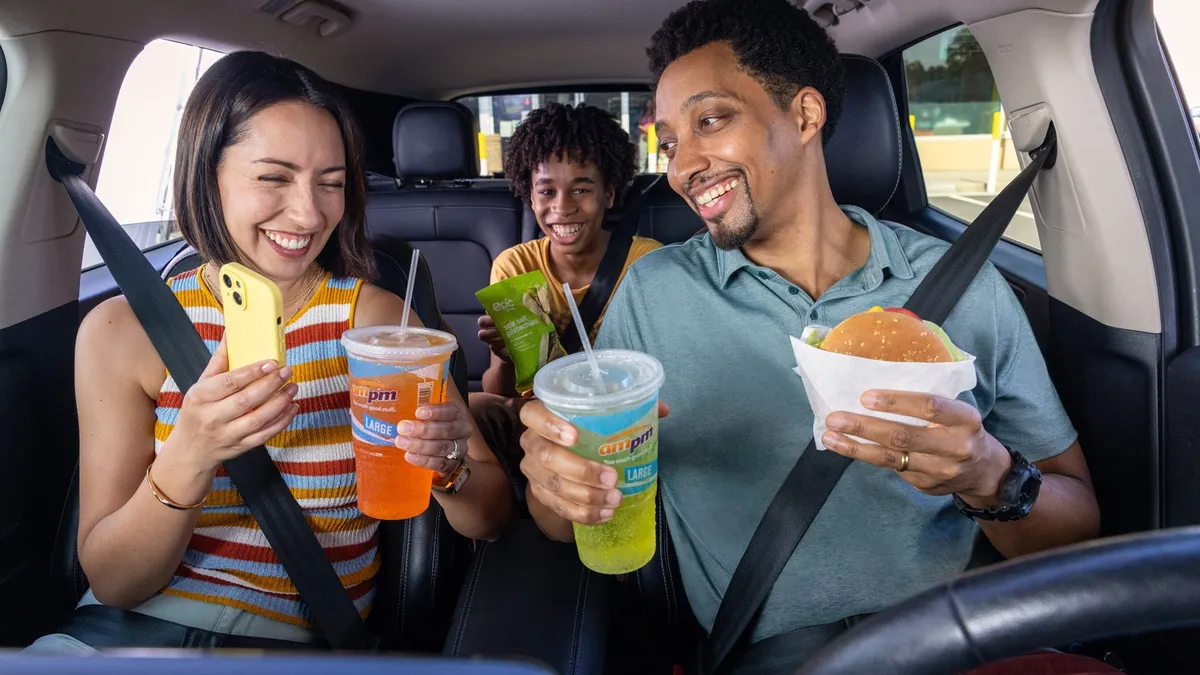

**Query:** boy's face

left=530, top=156, right=614, bottom=256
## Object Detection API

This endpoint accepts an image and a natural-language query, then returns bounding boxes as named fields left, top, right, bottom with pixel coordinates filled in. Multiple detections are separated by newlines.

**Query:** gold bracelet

left=146, top=464, right=207, bottom=510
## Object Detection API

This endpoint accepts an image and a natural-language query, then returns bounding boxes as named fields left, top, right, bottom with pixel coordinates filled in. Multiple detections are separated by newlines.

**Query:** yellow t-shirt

left=490, top=235, right=662, bottom=344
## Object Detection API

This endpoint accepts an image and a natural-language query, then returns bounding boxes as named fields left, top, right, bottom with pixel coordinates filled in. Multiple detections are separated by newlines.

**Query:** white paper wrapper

left=791, top=325, right=978, bottom=450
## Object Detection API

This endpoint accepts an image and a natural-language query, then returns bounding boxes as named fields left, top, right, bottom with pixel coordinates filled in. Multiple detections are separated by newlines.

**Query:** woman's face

left=216, top=100, right=347, bottom=284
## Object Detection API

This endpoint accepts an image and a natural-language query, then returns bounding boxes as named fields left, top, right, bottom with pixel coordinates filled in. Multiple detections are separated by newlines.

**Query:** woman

left=470, top=102, right=660, bottom=499
left=27, top=50, right=511, bottom=653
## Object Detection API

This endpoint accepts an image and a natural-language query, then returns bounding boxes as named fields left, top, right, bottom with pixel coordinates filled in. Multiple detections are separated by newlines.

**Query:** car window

left=82, top=39, right=224, bottom=270
left=1156, top=2, right=1200, bottom=135
left=456, top=91, right=659, bottom=177
left=902, top=27, right=1038, bottom=251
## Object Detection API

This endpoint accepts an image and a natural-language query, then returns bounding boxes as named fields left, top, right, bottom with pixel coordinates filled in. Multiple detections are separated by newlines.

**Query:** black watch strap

left=953, top=446, right=1042, bottom=522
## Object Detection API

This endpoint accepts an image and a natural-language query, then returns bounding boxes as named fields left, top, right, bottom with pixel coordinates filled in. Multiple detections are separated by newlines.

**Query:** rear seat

left=365, top=102, right=528, bottom=391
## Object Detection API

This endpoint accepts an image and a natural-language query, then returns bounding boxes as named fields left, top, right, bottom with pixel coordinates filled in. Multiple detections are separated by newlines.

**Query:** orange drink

left=342, top=326, right=458, bottom=520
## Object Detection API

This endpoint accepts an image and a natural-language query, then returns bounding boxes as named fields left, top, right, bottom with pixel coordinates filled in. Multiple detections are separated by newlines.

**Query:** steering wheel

left=796, top=526, right=1200, bottom=675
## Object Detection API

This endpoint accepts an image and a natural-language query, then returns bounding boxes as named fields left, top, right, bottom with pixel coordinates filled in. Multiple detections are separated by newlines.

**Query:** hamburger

left=803, top=306, right=967, bottom=363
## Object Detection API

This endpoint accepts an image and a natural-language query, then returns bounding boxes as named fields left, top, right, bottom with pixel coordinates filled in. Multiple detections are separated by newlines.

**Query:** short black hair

left=504, top=102, right=639, bottom=206
left=647, top=0, right=845, bottom=143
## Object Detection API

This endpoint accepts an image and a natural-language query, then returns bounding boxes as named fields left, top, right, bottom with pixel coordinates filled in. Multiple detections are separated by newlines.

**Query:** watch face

left=436, top=463, right=469, bottom=493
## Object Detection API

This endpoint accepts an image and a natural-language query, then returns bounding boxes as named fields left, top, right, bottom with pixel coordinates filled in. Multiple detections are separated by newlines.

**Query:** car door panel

left=0, top=237, right=188, bottom=645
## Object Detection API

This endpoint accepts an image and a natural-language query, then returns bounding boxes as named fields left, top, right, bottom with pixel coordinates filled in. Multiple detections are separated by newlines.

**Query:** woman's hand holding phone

left=164, top=338, right=299, bottom=473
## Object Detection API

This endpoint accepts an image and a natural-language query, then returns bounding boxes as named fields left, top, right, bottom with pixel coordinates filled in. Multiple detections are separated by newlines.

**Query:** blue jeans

left=23, top=588, right=319, bottom=654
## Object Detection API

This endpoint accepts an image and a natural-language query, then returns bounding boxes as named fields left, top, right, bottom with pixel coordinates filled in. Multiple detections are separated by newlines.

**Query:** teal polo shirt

left=594, top=205, right=1078, bottom=642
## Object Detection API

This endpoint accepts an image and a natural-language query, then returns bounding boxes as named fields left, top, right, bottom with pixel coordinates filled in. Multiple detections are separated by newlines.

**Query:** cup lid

left=341, top=326, right=458, bottom=361
left=533, top=349, right=664, bottom=412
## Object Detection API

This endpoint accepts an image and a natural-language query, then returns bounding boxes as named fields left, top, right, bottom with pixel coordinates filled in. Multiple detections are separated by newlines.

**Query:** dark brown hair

left=503, top=102, right=638, bottom=207
left=174, top=50, right=375, bottom=279
left=647, top=0, right=845, bottom=143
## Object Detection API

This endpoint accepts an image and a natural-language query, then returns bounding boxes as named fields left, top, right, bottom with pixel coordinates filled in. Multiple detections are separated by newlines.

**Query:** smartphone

left=218, top=262, right=287, bottom=371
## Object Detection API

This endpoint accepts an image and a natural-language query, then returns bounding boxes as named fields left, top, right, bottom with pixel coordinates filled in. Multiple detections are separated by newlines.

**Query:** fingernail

left=606, top=490, right=622, bottom=506
left=291, top=404, right=300, bottom=415
left=405, top=452, right=419, bottom=463
left=600, top=471, right=617, bottom=487
left=397, top=421, right=414, bottom=434
left=278, top=366, right=293, bottom=380
left=862, top=392, right=879, bottom=408
left=262, top=362, right=278, bottom=373
left=416, top=407, right=432, bottom=419
left=286, top=383, right=299, bottom=397
left=822, top=432, right=843, bottom=450
left=396, top=436, right=411, bottom=449
left=826, top=414, right=846, bottom=431
left=599, top=509, right=614, bottom=521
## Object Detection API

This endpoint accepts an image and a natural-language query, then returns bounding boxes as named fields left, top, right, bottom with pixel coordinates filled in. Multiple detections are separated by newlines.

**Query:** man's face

left=654, top=42, right=814, bottom=250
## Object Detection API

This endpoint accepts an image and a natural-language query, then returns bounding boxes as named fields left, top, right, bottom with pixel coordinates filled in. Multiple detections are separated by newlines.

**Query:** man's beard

left=708, top=194, right=760, bottom=251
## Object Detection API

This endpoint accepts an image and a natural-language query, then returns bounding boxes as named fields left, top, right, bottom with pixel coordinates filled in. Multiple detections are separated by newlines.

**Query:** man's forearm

left=976, top=473, right=1100, bottom=559
left=526, top=484, right=576, bottom=543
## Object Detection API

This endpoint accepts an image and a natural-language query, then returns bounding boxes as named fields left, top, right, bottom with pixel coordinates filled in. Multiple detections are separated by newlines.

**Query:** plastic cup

left=342, top=326, right=458, bottom=520
left=533, top=349, right=665, bottom=575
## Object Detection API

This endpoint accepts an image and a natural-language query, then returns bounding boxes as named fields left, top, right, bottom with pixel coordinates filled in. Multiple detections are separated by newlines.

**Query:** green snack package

left=475, top=270, right=569, bottom=393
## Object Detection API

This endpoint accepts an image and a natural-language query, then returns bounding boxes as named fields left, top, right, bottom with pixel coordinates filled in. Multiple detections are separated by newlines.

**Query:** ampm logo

left=598, top=425, right=654, bottom=457
left=351, top=384, right=398, bottom=404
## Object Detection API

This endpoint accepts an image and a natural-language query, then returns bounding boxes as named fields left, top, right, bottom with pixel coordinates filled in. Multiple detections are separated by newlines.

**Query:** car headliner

left=0, top=0, right=1097, bottom=99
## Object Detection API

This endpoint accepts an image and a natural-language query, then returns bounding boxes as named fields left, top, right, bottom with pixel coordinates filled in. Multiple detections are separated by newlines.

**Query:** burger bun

left=819, top=310, right=953, bottom=363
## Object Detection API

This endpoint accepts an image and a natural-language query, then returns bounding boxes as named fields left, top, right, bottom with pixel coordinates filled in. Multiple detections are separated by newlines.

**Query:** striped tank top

left=153, top=268, right=379, bottom=626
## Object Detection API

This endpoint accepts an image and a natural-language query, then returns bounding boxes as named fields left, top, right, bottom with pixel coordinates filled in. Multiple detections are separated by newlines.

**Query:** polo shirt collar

left=716, top=205, right=914, bottom=290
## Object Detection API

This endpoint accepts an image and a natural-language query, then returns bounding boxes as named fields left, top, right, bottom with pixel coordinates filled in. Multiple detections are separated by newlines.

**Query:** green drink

left=534, top=350, right=665, bottom=575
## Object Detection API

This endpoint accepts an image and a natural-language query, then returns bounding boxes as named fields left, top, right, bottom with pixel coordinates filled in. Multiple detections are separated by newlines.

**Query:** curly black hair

left=504, top=102, right=639, bottom=206
left=646, top=0, right=845, bottom=143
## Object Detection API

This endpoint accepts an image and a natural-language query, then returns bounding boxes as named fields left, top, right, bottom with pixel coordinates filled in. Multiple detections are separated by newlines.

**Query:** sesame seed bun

left=819, top=310, right=953, bottom=363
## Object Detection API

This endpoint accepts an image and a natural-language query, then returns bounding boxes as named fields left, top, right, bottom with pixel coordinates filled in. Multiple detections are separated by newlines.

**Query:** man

left=517, top=0, right=1100, bottom=671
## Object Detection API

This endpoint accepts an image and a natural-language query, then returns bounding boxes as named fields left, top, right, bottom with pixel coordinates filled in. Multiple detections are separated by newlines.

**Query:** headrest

left=393, top=102, right=479, bottom=180
left=826, top=55, right=902, bottom=215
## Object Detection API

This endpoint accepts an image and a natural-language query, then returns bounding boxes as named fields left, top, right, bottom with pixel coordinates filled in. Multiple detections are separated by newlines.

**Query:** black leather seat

left=366, top=102, right=528, bottom=391
left=48, top=241, right=473, bottom=652
left=448, top=54, right=905, bottom=675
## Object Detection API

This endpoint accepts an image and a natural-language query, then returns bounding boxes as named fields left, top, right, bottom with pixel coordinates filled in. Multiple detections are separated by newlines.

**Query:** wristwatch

left=952, top=446, right=1042, bottom=522
left=432, top=459, right=470, bottom=494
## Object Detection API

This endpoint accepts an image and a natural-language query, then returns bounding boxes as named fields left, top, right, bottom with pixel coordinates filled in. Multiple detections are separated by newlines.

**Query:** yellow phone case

left=218, top=262, right=287, bottom=371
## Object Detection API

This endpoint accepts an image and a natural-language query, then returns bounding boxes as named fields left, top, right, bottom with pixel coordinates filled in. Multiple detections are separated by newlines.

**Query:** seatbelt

left=558, top=176, right=661, bottom=354
left=701, top=124, right=1058, bottom=675
left=46, top=138, right=373, bottom=651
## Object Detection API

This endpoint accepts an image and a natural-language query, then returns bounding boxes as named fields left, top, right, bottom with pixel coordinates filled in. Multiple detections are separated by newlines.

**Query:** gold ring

left=897, top=452, right=910, bottom=472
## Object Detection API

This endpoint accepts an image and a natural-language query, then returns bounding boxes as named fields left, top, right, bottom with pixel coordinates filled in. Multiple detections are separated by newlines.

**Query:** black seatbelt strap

left=559, top=176, right=660, bottom=354
left=46, top=139, right=373, bottom=651
left=702, top=124, right=1058, bottom=675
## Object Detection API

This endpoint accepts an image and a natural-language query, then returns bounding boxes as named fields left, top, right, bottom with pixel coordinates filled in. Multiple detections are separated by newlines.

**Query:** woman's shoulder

left=76, top=296, right=164, bottom=395
left=353, top=282, right=420, bottom=329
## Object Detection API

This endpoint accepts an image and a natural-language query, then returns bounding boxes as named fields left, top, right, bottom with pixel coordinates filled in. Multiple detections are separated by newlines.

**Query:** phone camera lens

left=232, top=291, right=243, bottom=306
left=223, top=274, right=233, bottom=288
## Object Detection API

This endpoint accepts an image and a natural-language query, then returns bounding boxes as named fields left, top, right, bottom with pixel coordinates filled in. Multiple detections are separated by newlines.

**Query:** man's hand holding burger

left=809, top=306, right=1010, bottom=504
left=820, top=390, right=1012, bottom=505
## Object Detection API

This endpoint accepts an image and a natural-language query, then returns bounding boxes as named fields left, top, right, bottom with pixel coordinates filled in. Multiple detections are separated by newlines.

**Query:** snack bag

left=476, top=270, right=569, bottom=394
